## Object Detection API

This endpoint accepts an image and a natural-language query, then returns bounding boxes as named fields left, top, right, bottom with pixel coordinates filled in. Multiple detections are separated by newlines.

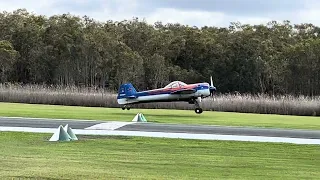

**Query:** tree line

left=0, top=9, right=319, bottom=96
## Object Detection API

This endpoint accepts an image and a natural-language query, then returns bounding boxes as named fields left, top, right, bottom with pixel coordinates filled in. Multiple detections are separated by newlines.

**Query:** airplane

left=117, top=77, right=216, bottom=114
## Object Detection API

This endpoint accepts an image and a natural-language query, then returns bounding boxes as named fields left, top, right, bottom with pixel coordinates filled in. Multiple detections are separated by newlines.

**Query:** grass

left=0, top=83, right=319, bottom=116
left=0, top=132, right=319, bottom=179
left=0, top=102, right=320, bottom=130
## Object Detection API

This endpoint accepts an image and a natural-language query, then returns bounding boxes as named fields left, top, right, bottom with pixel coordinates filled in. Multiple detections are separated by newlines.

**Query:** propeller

left=209, top=76, right=216, bottom=93
left=209, top=76, right=216, bottom=99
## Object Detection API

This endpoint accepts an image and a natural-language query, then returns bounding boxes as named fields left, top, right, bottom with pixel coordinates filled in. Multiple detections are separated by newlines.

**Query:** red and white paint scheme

left=117, top=77, right=216, bottom=114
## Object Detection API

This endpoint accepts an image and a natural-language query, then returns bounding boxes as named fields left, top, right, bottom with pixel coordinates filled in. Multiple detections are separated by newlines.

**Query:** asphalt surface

left=119, top=123, right=320, bottom=139
left=0, top=117, right=103, bottom=129
left=0, top=117, right=320, bottom=139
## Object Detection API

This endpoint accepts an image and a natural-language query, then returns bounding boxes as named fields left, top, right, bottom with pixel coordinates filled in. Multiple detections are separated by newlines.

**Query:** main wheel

left=122, top=107, right=125, bottom=110
left=126, top=107, right=131, bottom=110
left=195, top=108, right=203, bottom=114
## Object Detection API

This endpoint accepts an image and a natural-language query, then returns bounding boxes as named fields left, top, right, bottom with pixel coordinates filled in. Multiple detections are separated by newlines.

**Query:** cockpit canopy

left=164, top=81, right=187, bottom=88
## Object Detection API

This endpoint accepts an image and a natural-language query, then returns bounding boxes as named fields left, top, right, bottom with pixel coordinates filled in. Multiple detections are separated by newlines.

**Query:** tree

left=112, top=42, right=144, bottom=90
left=0, top=9, right=319, bottom=96
left=144, top=53, right=168, bottom=89
left=0, top=40, right=18, bottom=82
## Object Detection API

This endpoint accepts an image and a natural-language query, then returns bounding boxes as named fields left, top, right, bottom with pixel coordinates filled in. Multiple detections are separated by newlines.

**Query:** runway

left=0, top=117, right=320, bottom=144
left=118, top=123, right=320, bottom=139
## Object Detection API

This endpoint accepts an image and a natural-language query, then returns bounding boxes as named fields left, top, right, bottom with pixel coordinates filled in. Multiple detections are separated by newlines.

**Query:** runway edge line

left=0, top=126, right=319, bottom=145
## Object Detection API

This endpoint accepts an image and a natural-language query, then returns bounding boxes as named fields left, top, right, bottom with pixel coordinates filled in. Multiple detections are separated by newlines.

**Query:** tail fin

left=117, top=83, right=137, bottom=99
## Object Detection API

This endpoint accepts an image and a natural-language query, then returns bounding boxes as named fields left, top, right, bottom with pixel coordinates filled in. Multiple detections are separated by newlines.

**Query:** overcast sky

left=0, top=0, right=319, bottom=27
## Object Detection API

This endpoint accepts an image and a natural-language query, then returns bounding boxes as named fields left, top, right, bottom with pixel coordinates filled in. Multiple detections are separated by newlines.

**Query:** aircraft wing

left=171, top=89, right=196, bottom=94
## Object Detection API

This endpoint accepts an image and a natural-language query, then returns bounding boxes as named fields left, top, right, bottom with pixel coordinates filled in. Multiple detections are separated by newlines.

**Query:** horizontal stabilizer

left=127, top=95, right=137, bottom=99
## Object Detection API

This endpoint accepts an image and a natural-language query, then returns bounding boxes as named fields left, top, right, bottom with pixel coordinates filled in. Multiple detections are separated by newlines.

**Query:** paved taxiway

left=0, top=117, right=319, bottom=139
left=0, top=117, right=104, bottom=129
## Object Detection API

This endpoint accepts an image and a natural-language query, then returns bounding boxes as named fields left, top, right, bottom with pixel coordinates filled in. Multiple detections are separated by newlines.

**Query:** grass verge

left=0, top=132, right=319, bottom=179
left=0, top=102, right=319, bottom=129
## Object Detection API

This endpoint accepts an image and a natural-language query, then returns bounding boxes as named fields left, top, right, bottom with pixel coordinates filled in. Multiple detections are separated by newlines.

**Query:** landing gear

left=192, top=97, right=203, bottom=114
left=122, top=105, right=131, bottom=110
left=195, top=108, right=203, bottom=114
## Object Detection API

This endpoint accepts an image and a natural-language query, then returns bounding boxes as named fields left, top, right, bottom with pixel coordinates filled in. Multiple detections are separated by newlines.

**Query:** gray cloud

left=52, top=0, right=105, bottom=12
left=0, top=0, right=319, bottom=27
left=139, top=0, right=304, bottom=16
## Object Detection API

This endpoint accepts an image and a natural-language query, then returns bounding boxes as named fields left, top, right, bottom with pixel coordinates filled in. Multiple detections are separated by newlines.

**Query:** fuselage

left=117, top=83, right=210, bottom=105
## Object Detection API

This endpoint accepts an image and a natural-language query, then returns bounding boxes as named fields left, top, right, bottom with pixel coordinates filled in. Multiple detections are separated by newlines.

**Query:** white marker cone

left=64, top=124, right=78, bottom=141
left=49, top=125, right=71, bottom=141
left=132, top=113, right=140, bottom=122
left=132, top=113, right=147, bottom=122
left=139, top=113, right=147, bottom=122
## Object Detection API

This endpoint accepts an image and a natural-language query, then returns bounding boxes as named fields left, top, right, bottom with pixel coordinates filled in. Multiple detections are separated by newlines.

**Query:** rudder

left=117, top=83, right=137, bottom=99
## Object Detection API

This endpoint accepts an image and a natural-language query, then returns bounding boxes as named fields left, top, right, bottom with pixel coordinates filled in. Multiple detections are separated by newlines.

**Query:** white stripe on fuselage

left=117, top=89, right=210, bottom=105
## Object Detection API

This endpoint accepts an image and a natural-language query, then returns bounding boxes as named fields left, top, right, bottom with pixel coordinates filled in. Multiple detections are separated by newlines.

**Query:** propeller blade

left=210, top=76, right=213, bottom=87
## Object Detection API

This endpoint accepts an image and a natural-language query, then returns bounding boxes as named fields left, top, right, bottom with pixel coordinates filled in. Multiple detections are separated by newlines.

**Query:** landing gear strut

left=194, top=98, right=203, bottom=114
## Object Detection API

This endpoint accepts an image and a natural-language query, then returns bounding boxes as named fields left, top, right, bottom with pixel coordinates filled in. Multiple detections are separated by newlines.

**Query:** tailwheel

left=195, top=108, right=203, bottom=114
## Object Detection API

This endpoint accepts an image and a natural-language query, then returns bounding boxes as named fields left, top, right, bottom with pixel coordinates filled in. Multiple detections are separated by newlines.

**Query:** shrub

left=0, top=83, right=319, bottom=116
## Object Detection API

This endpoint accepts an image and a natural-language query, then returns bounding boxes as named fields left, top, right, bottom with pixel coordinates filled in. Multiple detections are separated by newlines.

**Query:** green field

left=0, top=102, right=319, bottom=129
left=0, top=132, right=319, bottom=179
